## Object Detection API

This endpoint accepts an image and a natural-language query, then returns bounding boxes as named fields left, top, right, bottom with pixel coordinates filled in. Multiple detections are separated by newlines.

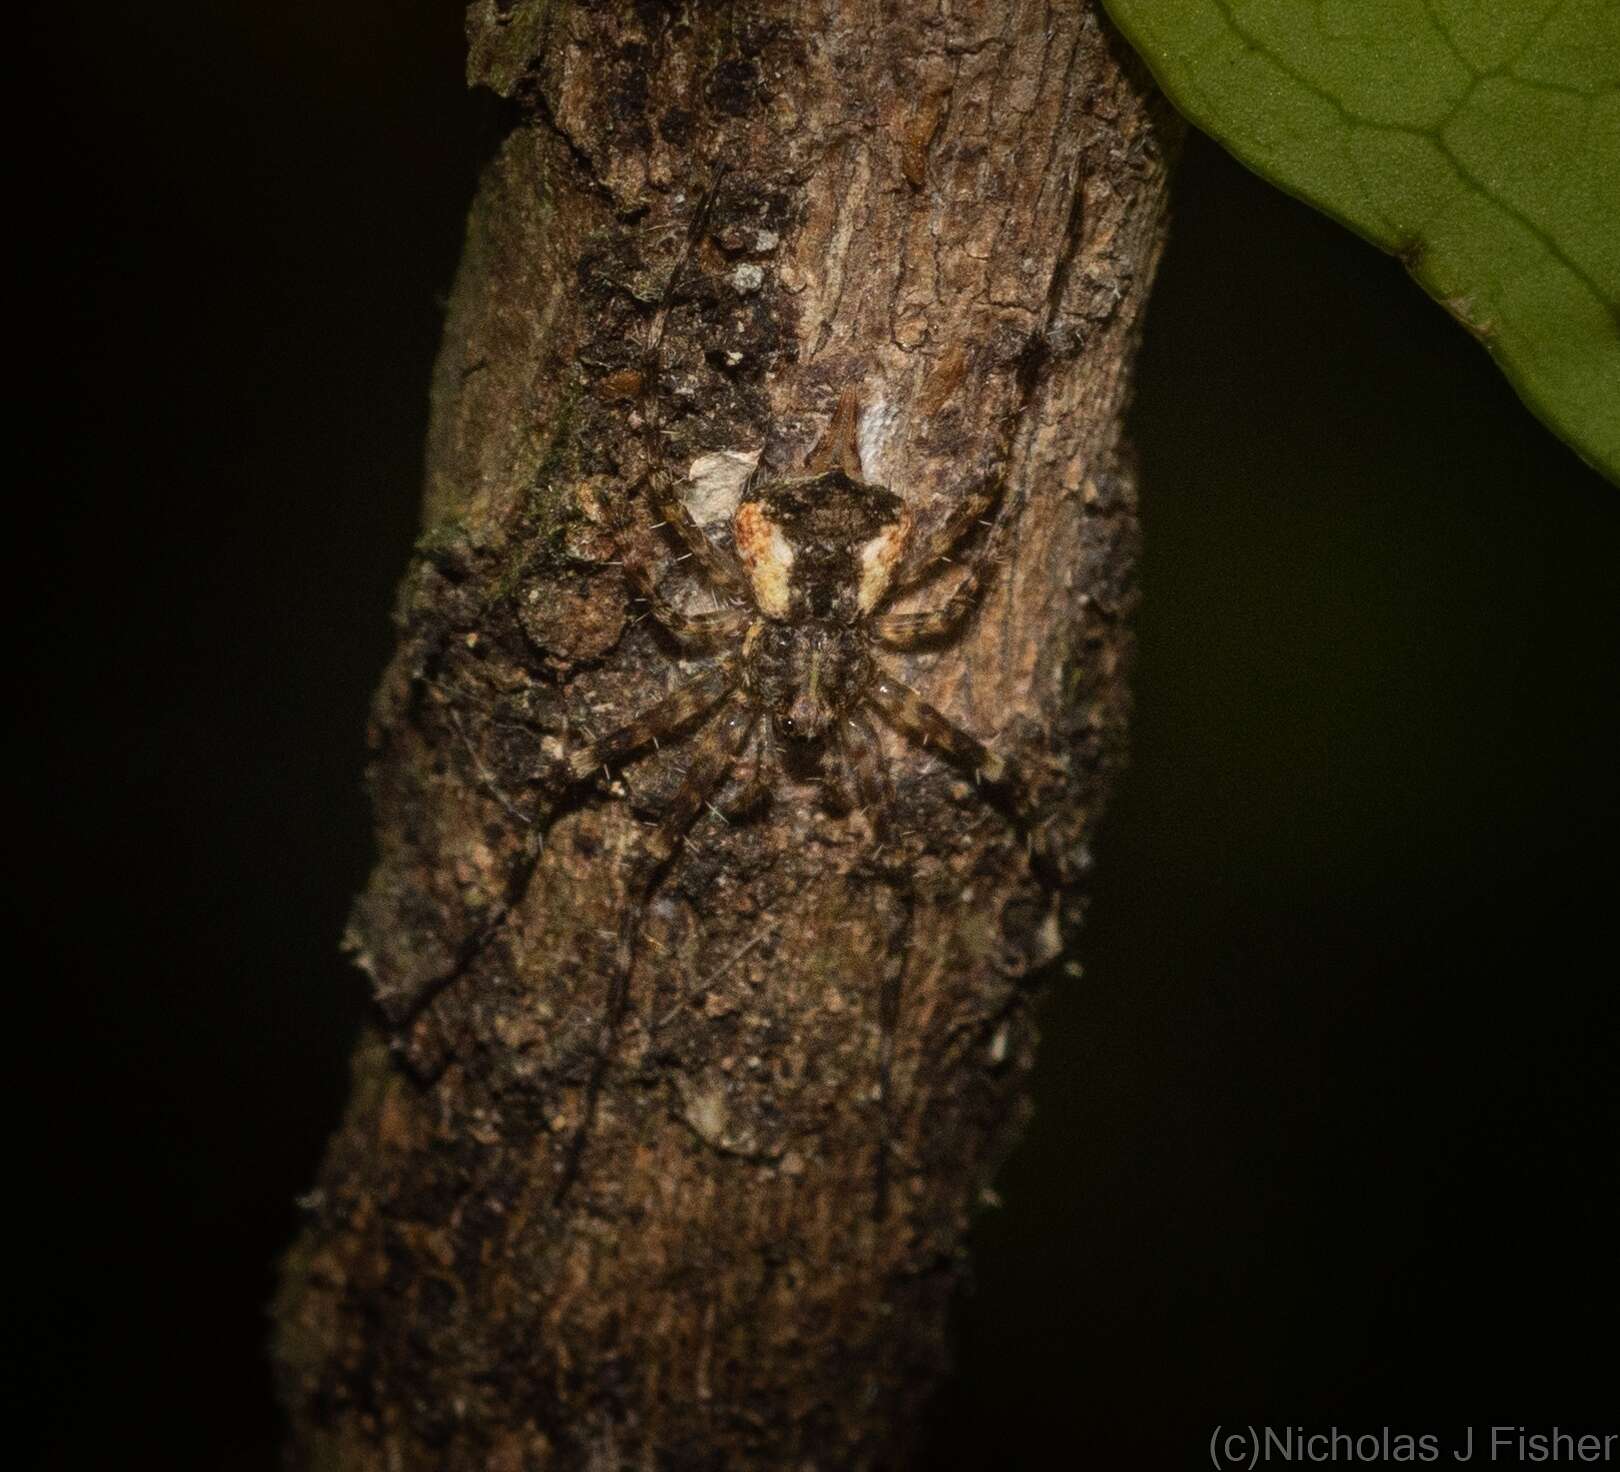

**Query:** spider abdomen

left=733, top=469, right=910, bottom=625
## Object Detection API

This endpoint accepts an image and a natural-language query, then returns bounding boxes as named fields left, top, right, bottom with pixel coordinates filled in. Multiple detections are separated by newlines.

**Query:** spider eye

left=778, top=715, right=796, bottom=734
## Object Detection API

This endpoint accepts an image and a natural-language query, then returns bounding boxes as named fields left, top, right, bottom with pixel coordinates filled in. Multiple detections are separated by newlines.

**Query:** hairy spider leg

left=840, top=711, right=893, bottom=835
left=871, top=540, right=1005, bottom=646
left=555, top=688, right=757, bottom=1202
left=875, top=907, right=906, bottom=1223
left=619, top=526, right=751, bottom=647
left=628, top=167, right=751, bottom=606
left=872, top=472, right=1008, bottom=647
left=874, top=384, right=1030, bottom=644
left=636, top=689, right=756, bottom=869
left=889, top=469, right=1003, bottom=593
left=639, top=168, right=725, bottom=381
left=826, top=707, right=904, bottom=1220
left=858, top=677, right=1020, bottom=1220
left=866, top=673, right=1012, bottom=788
left=645, top=466, right=752, bottom=602
left=552, top=174, right=753, bottom=1203
left=560, top=661, right=737, bottom=784
left=720, top=715, right=776, bottom=819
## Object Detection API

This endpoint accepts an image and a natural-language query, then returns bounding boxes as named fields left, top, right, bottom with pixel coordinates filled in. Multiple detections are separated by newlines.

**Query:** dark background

left=13, top=3, right=1616, bottom=1467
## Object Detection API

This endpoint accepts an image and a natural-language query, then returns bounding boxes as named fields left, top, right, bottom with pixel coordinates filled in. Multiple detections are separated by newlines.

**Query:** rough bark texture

left=274, top=2, right=1176, bottom=1467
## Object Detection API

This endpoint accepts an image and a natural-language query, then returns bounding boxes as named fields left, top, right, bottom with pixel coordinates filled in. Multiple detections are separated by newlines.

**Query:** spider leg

left=556, top=689, right=756, bottom=1201
left=720, top=716, right=775, bottom=819
left=558, top=661, right=736, bottom=785
left=631, top=169, right=749, bottom=601
left=867, top=673, right=1013, bottom=787
left=622, top=539, right=750, bottom=648
left=874, top=473, right=1008, bottom=647
left=637, top=689, right=756, bottom=869
left=841, top=710, right=893, bottom=838
left=640, top=167, right=726, bottom=373
left=821, top=742, right=857, bottom=814
left=874, top=897, right=909, bottom=1223
left=646, top=466, right=752, bottom=602
left=887, top=471, right=1003, bottom=598
left=618, top=166, right=750, bottom=622
left=871, top=537, right=1005, bottom=647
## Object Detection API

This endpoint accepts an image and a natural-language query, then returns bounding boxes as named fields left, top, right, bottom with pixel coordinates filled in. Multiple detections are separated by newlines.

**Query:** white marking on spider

left=733, top=500, right=796, bottom=618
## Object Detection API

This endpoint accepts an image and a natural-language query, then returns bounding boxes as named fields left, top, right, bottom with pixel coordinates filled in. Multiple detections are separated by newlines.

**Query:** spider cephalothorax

left=742, top=618, right=874, bottom=742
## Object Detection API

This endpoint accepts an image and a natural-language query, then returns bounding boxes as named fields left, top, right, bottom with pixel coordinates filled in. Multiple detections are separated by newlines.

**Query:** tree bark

left=274, top=2, right=1176, bottom=1467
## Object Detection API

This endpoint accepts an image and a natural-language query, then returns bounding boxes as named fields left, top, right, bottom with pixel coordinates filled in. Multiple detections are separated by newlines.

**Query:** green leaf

left=1102, top=0, right=1620, bottom=485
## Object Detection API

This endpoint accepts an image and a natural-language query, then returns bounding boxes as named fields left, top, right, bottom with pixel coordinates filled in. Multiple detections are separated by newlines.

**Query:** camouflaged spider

left=545, top=376, right=1023, bottom=1203
left=556, top=381, right=1018, bottom=863
left=540, top=179, right=1027, bottom=1202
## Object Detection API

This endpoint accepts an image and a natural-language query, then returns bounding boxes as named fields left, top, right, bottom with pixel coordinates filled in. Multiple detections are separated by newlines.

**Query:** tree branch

left=275, top=2, right=1178, bottom=1466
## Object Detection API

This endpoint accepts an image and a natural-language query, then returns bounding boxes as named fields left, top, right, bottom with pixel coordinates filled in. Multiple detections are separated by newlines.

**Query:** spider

left=537, top=179, right=1029, bottom=1201
left=545, top=378, right=1025, bottom=1202
left=557, top=380, right=1019, bottom=861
